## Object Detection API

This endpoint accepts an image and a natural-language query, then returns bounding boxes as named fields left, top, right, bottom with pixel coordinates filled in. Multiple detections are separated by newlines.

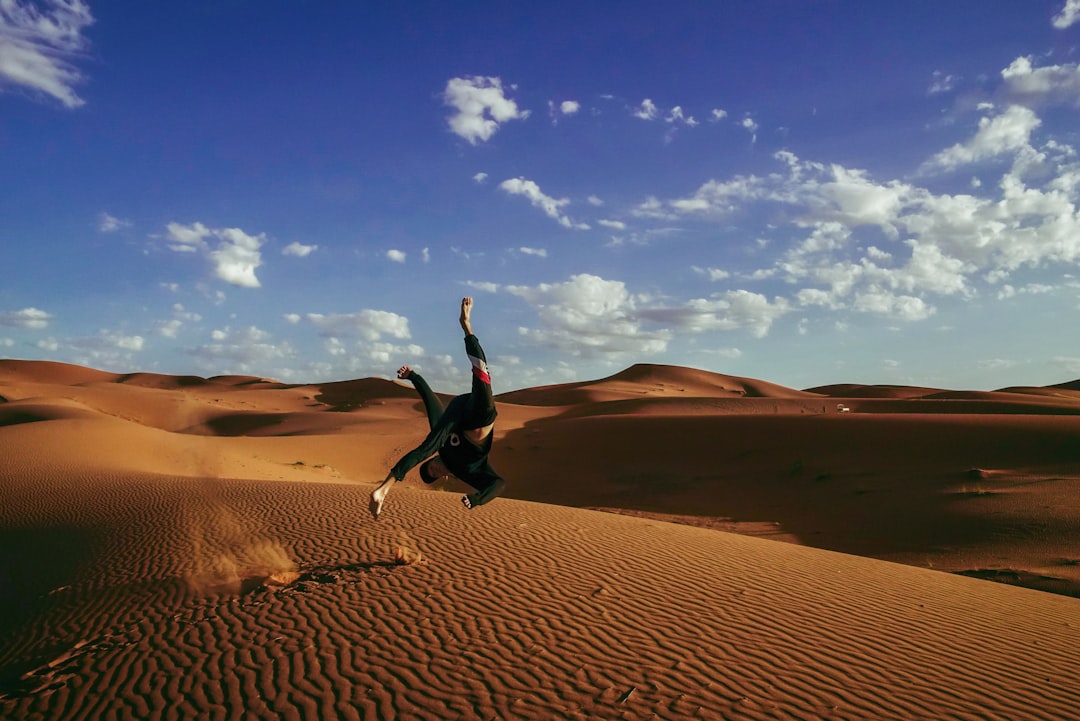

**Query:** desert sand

left=1, top=358, right=1078, bottom=719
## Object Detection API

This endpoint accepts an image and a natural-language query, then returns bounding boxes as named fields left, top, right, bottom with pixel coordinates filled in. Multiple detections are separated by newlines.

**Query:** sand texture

left=2, top=359, right=1079, bottom=720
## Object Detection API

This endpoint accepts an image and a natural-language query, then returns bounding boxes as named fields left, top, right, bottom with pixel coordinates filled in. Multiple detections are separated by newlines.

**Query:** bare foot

left=370, top=484, right=390, bottom=520
left=461, top=494, right=473, bottom=510
left=460, top=297, right=474, bottom=335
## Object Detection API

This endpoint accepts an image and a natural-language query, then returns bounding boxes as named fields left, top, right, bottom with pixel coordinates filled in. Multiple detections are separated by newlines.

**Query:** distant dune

left=2, top=358, right=1079, bottom=719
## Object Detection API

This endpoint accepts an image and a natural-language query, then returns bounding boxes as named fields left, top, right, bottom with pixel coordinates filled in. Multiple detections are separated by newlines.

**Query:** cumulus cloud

left=1001, top=56, right=1080, bottom=108
left=305, top=309, right=411, bottom=342
left=924, top=101, right=1041, bottom=171
left=386, top=249, right=406, bottom=263
left=549, top=99, right=580, bottom=122
left=710, top=108, right=728, bottom=122
left=443, top=76, right=530, bottom=145
left=740, top=116, right=759, bottom=142
left=632, top=98, right=659, bottom=120
left=504, top=273, right=790, bottom=358
left=499, top=177, right=590, bottom=229
left=0, top=306, right=53, bottom=328
left=465, top=280, right=499, bottom=293
left=189, top=326, right=294, bottom=375
left=0, top=0, right=94, bottom=108
left=648, top=134, right=1080, bottom=323
left=928, top=70, right=959, bottom=95
left=641, top=291, right=790, bottom=338
left=665, top=106, right=698, bottom=126
left=693, top=266, right=731, bottom=281
left=473, top=172, right=488, bottom=184
left=505, top=274, right=671, bottom=357
left=282, top=241, right=317, bottom=257
left=164, top=222, right=266, bottom=288
left=98, top=211, right=131, bottom=233
left=1053, top=0, right=1080, bottom=29
left=598, top=219, right=626, bottom=230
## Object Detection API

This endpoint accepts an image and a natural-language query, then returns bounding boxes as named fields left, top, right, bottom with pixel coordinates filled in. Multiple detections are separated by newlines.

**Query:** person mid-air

left=369, top=297, right=506, bottom=519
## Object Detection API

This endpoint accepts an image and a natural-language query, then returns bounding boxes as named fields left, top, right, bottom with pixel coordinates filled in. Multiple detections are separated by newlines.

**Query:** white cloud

left=1052, top=356, right=1080, bottom=375
left=499, top=177, right=590, bottom=229
left=386, top=249, right=406, bottom=263
left=421, top=247, right=430, bottom=263
left=1053, top=0, right=1080, bottom=29
left=98, top=211, right=131, bottom=233
left=641, top=290, right=790, bottom=338
left=305, top=310, right=411, bottom=342
left=1001, top=56, right=1080, bottom=107
left=282, top=241, right=317, bottom=257
left=164, top=222, right=266, bottom=288
left=598, top=219, right=626, bottom=230
left=473, top=172, right=488, bottom=184
left=665, top=106, right=698, bottom=126
left=36, top=337, right=59, bottom=352
left=443, top=76, right=530, bottom=145
left=852, top=288, right=935, bottom=321
left=210, top=228, right=264, bottom=288
left=465, top=280, right=499, bottom=293
left=0, top=0, right=94, bottom=108
left=647, top=142, right=1080, bottom=323
left=548, top=99, right=581, bottom=124
left=587, top=195, right=604, bottom=206
left=505, top=274, right=671, bottom=357
left=518, top=246, right=547, bottom=257
left=0, top=306, right=53, bottom=328
left=632, top=98, right=658, bottom=120
left=928, top=70, right=959, bottom=95
left=55, top=329, right=147, bottom=370
left=741, top=116, right=759, bottom=142
left=693, top=266, right=730, bottom=281
left=710, top=108, right=728, bottom=122
left=155, top=319, right=182, bottom=338
left=190, top=326, right=294, bottom=375
left=919, top=105, right=1041, bottom=172
left=505, top=273, right=790, bottom=358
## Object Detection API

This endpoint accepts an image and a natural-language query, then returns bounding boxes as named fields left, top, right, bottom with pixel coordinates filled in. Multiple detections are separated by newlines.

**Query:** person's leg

left=461, top=334, right=497, bottom=431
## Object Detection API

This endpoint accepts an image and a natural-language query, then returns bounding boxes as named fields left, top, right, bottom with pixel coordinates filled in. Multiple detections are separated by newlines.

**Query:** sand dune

left=2, top=358, right=1079, bottom=719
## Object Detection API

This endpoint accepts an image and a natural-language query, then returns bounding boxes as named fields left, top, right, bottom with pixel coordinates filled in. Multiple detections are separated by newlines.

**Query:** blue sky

left=3, top=1, right=1080, bottom=392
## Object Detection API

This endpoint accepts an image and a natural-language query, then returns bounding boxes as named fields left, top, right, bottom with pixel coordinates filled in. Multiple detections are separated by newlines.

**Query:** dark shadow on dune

left=495, top=406, right=1080, bottom=595
left=201, top=412, right=290, bottom=436
left=0, top=410, right=52, bottom=427
left=313, top=378, right=433, bottom=412
left=0, top=526, right=97, bottom=651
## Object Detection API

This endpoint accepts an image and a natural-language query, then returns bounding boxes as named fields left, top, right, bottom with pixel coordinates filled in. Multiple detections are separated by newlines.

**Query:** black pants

left=410, top=334, right=496, bottom=432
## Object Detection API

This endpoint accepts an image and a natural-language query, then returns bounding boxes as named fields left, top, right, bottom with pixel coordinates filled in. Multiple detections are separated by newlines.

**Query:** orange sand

left=1, top=359, right=1078, bottom=719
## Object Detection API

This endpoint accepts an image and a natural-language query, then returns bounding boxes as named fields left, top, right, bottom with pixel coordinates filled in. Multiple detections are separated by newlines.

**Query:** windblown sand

left=1, top=359, right=1078, bottom=719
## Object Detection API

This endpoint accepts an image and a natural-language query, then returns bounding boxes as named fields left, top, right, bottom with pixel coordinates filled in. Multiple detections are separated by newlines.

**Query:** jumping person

left=369, top=297, right=507, bottom=519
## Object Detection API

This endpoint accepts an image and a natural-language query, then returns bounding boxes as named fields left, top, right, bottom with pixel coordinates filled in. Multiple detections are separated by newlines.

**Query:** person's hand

left=397, top=365, right=412, bottom=379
